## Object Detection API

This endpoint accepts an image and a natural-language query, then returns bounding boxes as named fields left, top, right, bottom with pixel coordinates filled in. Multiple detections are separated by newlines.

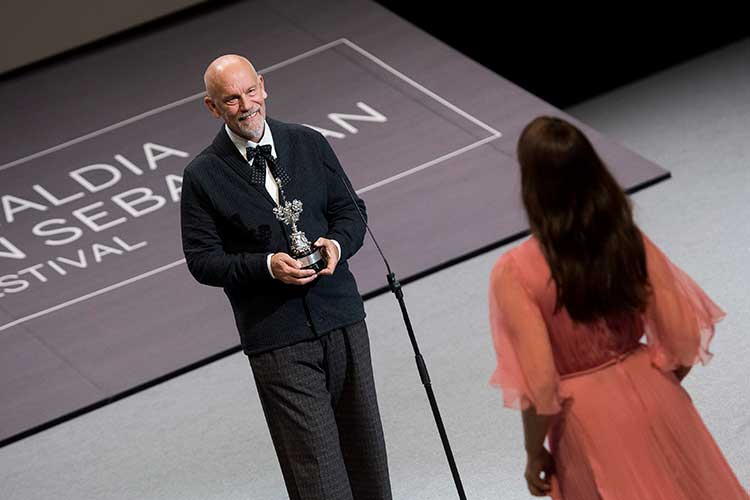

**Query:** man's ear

left=259, top=74, right=268, bottom=100
left=204, top=95, right=221, bottom=118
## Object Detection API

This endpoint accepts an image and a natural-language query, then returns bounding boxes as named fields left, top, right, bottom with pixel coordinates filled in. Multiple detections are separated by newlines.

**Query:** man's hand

left=314, top=237, right=340, bottom=276
left=271, top=253, right=317, bottom=285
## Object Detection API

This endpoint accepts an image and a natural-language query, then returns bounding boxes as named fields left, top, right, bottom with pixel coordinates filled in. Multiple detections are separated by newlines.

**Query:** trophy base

left=296, top=247, right=327, bottom=273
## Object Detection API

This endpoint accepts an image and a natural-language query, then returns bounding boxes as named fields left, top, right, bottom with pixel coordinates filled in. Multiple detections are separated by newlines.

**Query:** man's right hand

left=271, top=253, right=318, bottom=285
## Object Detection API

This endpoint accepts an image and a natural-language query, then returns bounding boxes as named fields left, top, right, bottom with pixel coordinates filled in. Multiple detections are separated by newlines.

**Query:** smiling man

left=203, top=55, right=267, bottom=142
left=179, top=55, right=392, bottom=500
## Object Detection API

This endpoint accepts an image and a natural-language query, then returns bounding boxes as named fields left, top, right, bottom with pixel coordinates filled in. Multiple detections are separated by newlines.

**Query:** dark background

left=374, top=3, right=749, bottom=107
left=4, top=2, right=747, bottom=109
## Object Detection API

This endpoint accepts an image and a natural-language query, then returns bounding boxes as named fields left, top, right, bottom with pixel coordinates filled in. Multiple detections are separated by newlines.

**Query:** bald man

left=180, top=55, right=392, bottom=499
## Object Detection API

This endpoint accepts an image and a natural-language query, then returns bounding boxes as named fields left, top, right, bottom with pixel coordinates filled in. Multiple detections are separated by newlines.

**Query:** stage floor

left=1, top=33, right=747, bottom=499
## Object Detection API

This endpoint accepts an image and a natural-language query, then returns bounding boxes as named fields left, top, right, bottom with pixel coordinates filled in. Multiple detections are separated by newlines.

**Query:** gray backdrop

left=0, top=0, right=667, bottom=444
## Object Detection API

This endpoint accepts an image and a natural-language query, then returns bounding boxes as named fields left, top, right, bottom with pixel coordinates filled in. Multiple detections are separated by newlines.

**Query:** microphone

left=321, top=160, right=395, bottom=277
left=321, top=159, right=468, bottom=500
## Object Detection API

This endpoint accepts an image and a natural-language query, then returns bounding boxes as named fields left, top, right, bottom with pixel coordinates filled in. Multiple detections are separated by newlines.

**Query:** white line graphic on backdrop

left=0, top=39, right=346, bottom=172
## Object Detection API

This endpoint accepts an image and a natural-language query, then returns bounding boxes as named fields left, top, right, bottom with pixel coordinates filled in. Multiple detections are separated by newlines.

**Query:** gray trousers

left=249, top=321, right=392, bottom=500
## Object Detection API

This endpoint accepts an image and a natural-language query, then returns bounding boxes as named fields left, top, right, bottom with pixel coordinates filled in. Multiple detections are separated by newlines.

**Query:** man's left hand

left=314, top=237, right=339, bottom=276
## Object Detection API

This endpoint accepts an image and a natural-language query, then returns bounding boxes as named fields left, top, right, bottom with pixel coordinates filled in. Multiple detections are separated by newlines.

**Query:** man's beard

left=240, top=123, right=263, bottom=139
left=237, top=112, right=264, bottom=140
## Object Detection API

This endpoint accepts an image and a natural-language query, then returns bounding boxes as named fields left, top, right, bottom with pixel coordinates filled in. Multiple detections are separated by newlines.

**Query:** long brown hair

left=517, top=116, right=649, bottom=323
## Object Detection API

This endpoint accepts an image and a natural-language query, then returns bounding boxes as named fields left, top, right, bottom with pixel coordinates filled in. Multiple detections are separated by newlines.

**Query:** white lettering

left=57, top=250, right=88, bottom=269
left=303, top=124, right=347, bottom=139
left=47, top=260, right=67, bottom=275
left=327, top=102, right=387, bottom=134
left=72, top=202, right=127, bottom=232
left=112, top=236, right=147, bottom=252
left=165, top=175, right=182, bottom=202
left=32, top=219, right=84, bottom=246
left=0, top=274, right=29, bottom=294
left=2, top=194, right=47, bottom=223
left=18, top=264, right=47, bottom=283
left=111, top=188, right=165, bottom=218
left=114, top=154, right=144, bottom=175
left=143, top=143, right=189, bottom=171
left=32, top=184, right=84, bottom=206
left=91, top=243, right=123, bottom=263
left=0, top=237, right=26, bottom=259
left=69, top=164, right=122, bottom=193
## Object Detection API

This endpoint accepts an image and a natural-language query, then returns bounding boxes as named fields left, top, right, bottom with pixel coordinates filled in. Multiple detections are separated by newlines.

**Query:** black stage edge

left=0, top=345, right=242, bottom=449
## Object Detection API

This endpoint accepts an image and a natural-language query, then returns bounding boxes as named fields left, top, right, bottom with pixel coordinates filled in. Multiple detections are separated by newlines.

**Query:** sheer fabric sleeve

left=489, top=253, right=562, bottom=415
left=642, top=235, right=725, bottom=371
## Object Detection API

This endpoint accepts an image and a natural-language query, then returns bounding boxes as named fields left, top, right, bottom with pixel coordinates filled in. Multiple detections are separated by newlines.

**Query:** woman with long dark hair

left=488, top=116, right=747, bottom=499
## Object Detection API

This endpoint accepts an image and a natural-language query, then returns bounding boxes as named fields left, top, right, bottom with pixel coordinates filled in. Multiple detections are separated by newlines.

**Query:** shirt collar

left=224, top=121, right=276, bottom=161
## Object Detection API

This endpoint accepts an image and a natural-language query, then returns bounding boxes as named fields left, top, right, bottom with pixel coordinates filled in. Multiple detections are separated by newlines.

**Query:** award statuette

left=272, top=180, right=327, bottom=273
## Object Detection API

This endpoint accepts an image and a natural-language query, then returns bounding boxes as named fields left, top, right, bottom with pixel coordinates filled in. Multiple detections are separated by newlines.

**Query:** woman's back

left=492, top=232, right=721, bottom=378
left=502, top=236, right=643, bottom=376
left=489, top=232, right=747, bottom=499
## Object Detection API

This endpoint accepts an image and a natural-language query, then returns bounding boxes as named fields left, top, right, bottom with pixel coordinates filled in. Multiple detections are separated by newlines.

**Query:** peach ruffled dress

left=489, top=234, right=748, bottom=499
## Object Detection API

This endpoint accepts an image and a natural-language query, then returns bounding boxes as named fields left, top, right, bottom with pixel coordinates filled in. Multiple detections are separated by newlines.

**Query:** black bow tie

left=246, top=144, right=290, bottom=187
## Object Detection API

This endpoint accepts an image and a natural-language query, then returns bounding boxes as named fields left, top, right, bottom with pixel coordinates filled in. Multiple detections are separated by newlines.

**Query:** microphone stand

left=326, top=163, right=468, bottom=500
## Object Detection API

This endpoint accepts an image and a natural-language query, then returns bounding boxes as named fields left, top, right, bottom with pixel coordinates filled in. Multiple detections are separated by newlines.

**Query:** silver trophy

left=273, top=193, right=327, bottom=273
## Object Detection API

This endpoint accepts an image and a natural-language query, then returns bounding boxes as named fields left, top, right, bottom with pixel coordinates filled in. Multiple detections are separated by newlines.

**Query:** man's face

left=205, top=62, right=268, bottom=142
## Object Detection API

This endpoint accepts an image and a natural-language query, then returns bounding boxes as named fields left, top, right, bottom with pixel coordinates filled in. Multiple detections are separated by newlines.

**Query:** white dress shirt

left=225, top=123, right=280, bottom=204
left=224, top=123, right=339, bottom=278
